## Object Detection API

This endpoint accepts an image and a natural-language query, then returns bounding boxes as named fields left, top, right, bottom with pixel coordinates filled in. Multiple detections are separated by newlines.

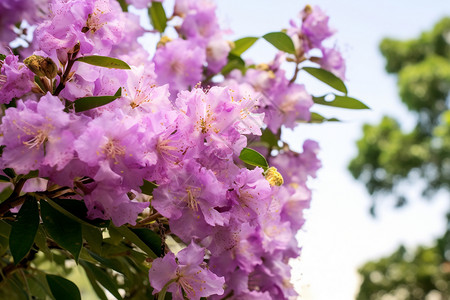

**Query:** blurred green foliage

left=349, top=17, right=450, bottom=211
left=351, top=17, right=450, bottom=299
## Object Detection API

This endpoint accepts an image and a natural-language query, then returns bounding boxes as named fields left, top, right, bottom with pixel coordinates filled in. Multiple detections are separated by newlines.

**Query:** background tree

left=350, top=17, right=450, bottom=299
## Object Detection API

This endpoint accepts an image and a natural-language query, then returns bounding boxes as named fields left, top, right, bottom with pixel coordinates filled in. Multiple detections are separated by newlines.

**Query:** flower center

left=102, top=139, right=126, bottom=159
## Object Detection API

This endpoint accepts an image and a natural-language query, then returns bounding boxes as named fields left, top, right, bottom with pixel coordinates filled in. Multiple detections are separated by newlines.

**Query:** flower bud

left=24, top=55, right=58, bottom=79
left=265, top=167, right=284, bottom=186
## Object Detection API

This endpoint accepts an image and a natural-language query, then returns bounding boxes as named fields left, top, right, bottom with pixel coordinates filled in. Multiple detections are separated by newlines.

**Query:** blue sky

left=215, top=1, right=450, bottom=299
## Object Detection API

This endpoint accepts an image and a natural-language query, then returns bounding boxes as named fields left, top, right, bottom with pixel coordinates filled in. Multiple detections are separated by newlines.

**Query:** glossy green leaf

left=231, top=37, right=259, bottom=56
left=115, top=225, right=157, bottom=259
left=41, top=200, right=82, bottom=261
left=140, top=179, right=158, bottom=196
left=222, top=53, right=245, bottom=75
left=116, top=0, right=128, bottom=11
left=0, top=54, right=6, bottom=61
left=302, top=67, right=348, bottom=94
left=313, top=95, right=370, bottom=109
left=74, top=88, right=122, bottom=112
left=76, top=56, right=131, bottom=69
left=9, top=195, right=39, bottom=264
left=131, top=227, right=162, bottom=257
left=87, top=250, right=129, bottom=276
left=148, top=2, right=167, bottom=33
left=262, top=32, right=296, bottom=55
left=81, top=261, right=123, bottom=300
left=307, top=112, right=341, bottom=123
left=239, top=147, right=269, bottom=171
left=46, top=274, right=81, bottom=300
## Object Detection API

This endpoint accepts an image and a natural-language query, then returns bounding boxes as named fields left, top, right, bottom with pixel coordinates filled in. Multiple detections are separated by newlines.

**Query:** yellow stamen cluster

left=265, top=167, right=284, bottom=186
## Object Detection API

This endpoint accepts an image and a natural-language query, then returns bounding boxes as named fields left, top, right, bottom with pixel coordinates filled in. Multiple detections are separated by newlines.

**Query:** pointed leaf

left=41, top=200, right=82, bottom=261
left=307, top=112, right=341, bottom=123
left=9, top=195, right=39, bottom=264
left=131, top=227, right=162, bottom=257
left=148, top=2, right=167, bottom=33
left=140, top=179, right=158, bottom=196
left=0, top=219, right=11, bottom=238
left=0, top=175, right=10, bottom=182
left=222, top=53, right=245, bottom=75
left=239, top=148, right=268, bottom=171
left=82, top=225, right=103, bottom=254
left=74, top=88, right=122, bottom=112
left=302, top=67, right=348, bottom=94
left=81, top=261, right=123, bottom=300
left=262, top=32, right=296, bottom=55
left=0, top=54, right=6, bottom=61
left=76, top=56, right=130, bottom=69
left=115, top=225, right=157, bottom=259
left=231, top=37, right=259, bottom=56
left=46, top=274, right=81, bottom=300
left=84, top=266, right=108, bottom=300
left=313, top=95, right=369, bottom=109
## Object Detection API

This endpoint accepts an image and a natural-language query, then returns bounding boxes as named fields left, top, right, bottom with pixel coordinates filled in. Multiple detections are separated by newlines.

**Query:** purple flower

left=320, top=47, right=346, bottom=79
left=0, top=54, right=34, bottom=104
left=153, top=39, right=205, bottom=96
left=301, top=6, right=335, bottom=49
left=35, top=0, right=124, bottom=56
left=0, top=93, right=75, bottom=174
left=152, top=160, right=229, bottom=239
left=149, top=242, right=225, bottom=300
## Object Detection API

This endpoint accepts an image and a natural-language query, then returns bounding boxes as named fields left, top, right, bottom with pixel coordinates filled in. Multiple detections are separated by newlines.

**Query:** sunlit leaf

left=222, top=53, right=245, bottom=75
left=313, top=95, right=370, bottom=109
left=239, top=148, right=269, bottom=171
left=302, top=67, right=348, bottom=94
left=76, top=56, right=131, bottom=69
left=231, top=37, right=259, bottom=56
left=148, top=2, right=167, bottom=33
left=262, top=32, right=296, bottom=54
left=74, top=88, right=122, bottom=112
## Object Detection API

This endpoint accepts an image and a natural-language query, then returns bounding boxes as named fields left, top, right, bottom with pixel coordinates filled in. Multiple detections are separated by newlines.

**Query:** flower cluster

left=0, top=1, right=344, bottom=299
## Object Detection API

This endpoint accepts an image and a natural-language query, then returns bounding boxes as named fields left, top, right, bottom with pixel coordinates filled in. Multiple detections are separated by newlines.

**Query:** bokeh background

left=212, top=1, right=450, bottom=299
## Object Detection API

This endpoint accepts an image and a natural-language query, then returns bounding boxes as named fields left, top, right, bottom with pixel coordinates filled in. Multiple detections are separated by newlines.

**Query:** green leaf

left=140, top=179, right=158, bottom=196
left=0, top=175, right=10, bottom=182
left=74, top=87, right=122, bottom=112
left=307, top=112, right=341, bottom=123
left=231, top=37, right=259, bottom=56
left=46, top=274, right=81, bottom=300
left=222, top=54, right=246, bottom=75
left=130, top=227, right=162, bottom=257
left=313, top=95, right=370, bottom=109
left=41, top=200, right=82, bottom=261
left=302, top=67, right=348, bottom=94
left=82, top=225, right=103, bottom=254
left=3, top=168, right=16, bottom=178
left=262, top=32, right=296, bottom=55
left=148, top=2, right=167, bottom=33
left=83, top=265, right=108, bottom=300
left=260, top=128, right=280, bottom=149
left=116, top=0, right=128, bottom=11
left=115, top=225, right=157, bottom=259
left=45, top=197, right=109, bottom=228
left=0, top=54, right=6, bottom=61
left=0, top=219, right=11, bottom=238
left=9, top=195, right=39, bottom=264
left=76, top=56, right=131, bottom=69
left=35, top=225, right=53, bottom=261
left=81, top=261, right=123, bottom=300
left=239, top=148, right=269, bottom=171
